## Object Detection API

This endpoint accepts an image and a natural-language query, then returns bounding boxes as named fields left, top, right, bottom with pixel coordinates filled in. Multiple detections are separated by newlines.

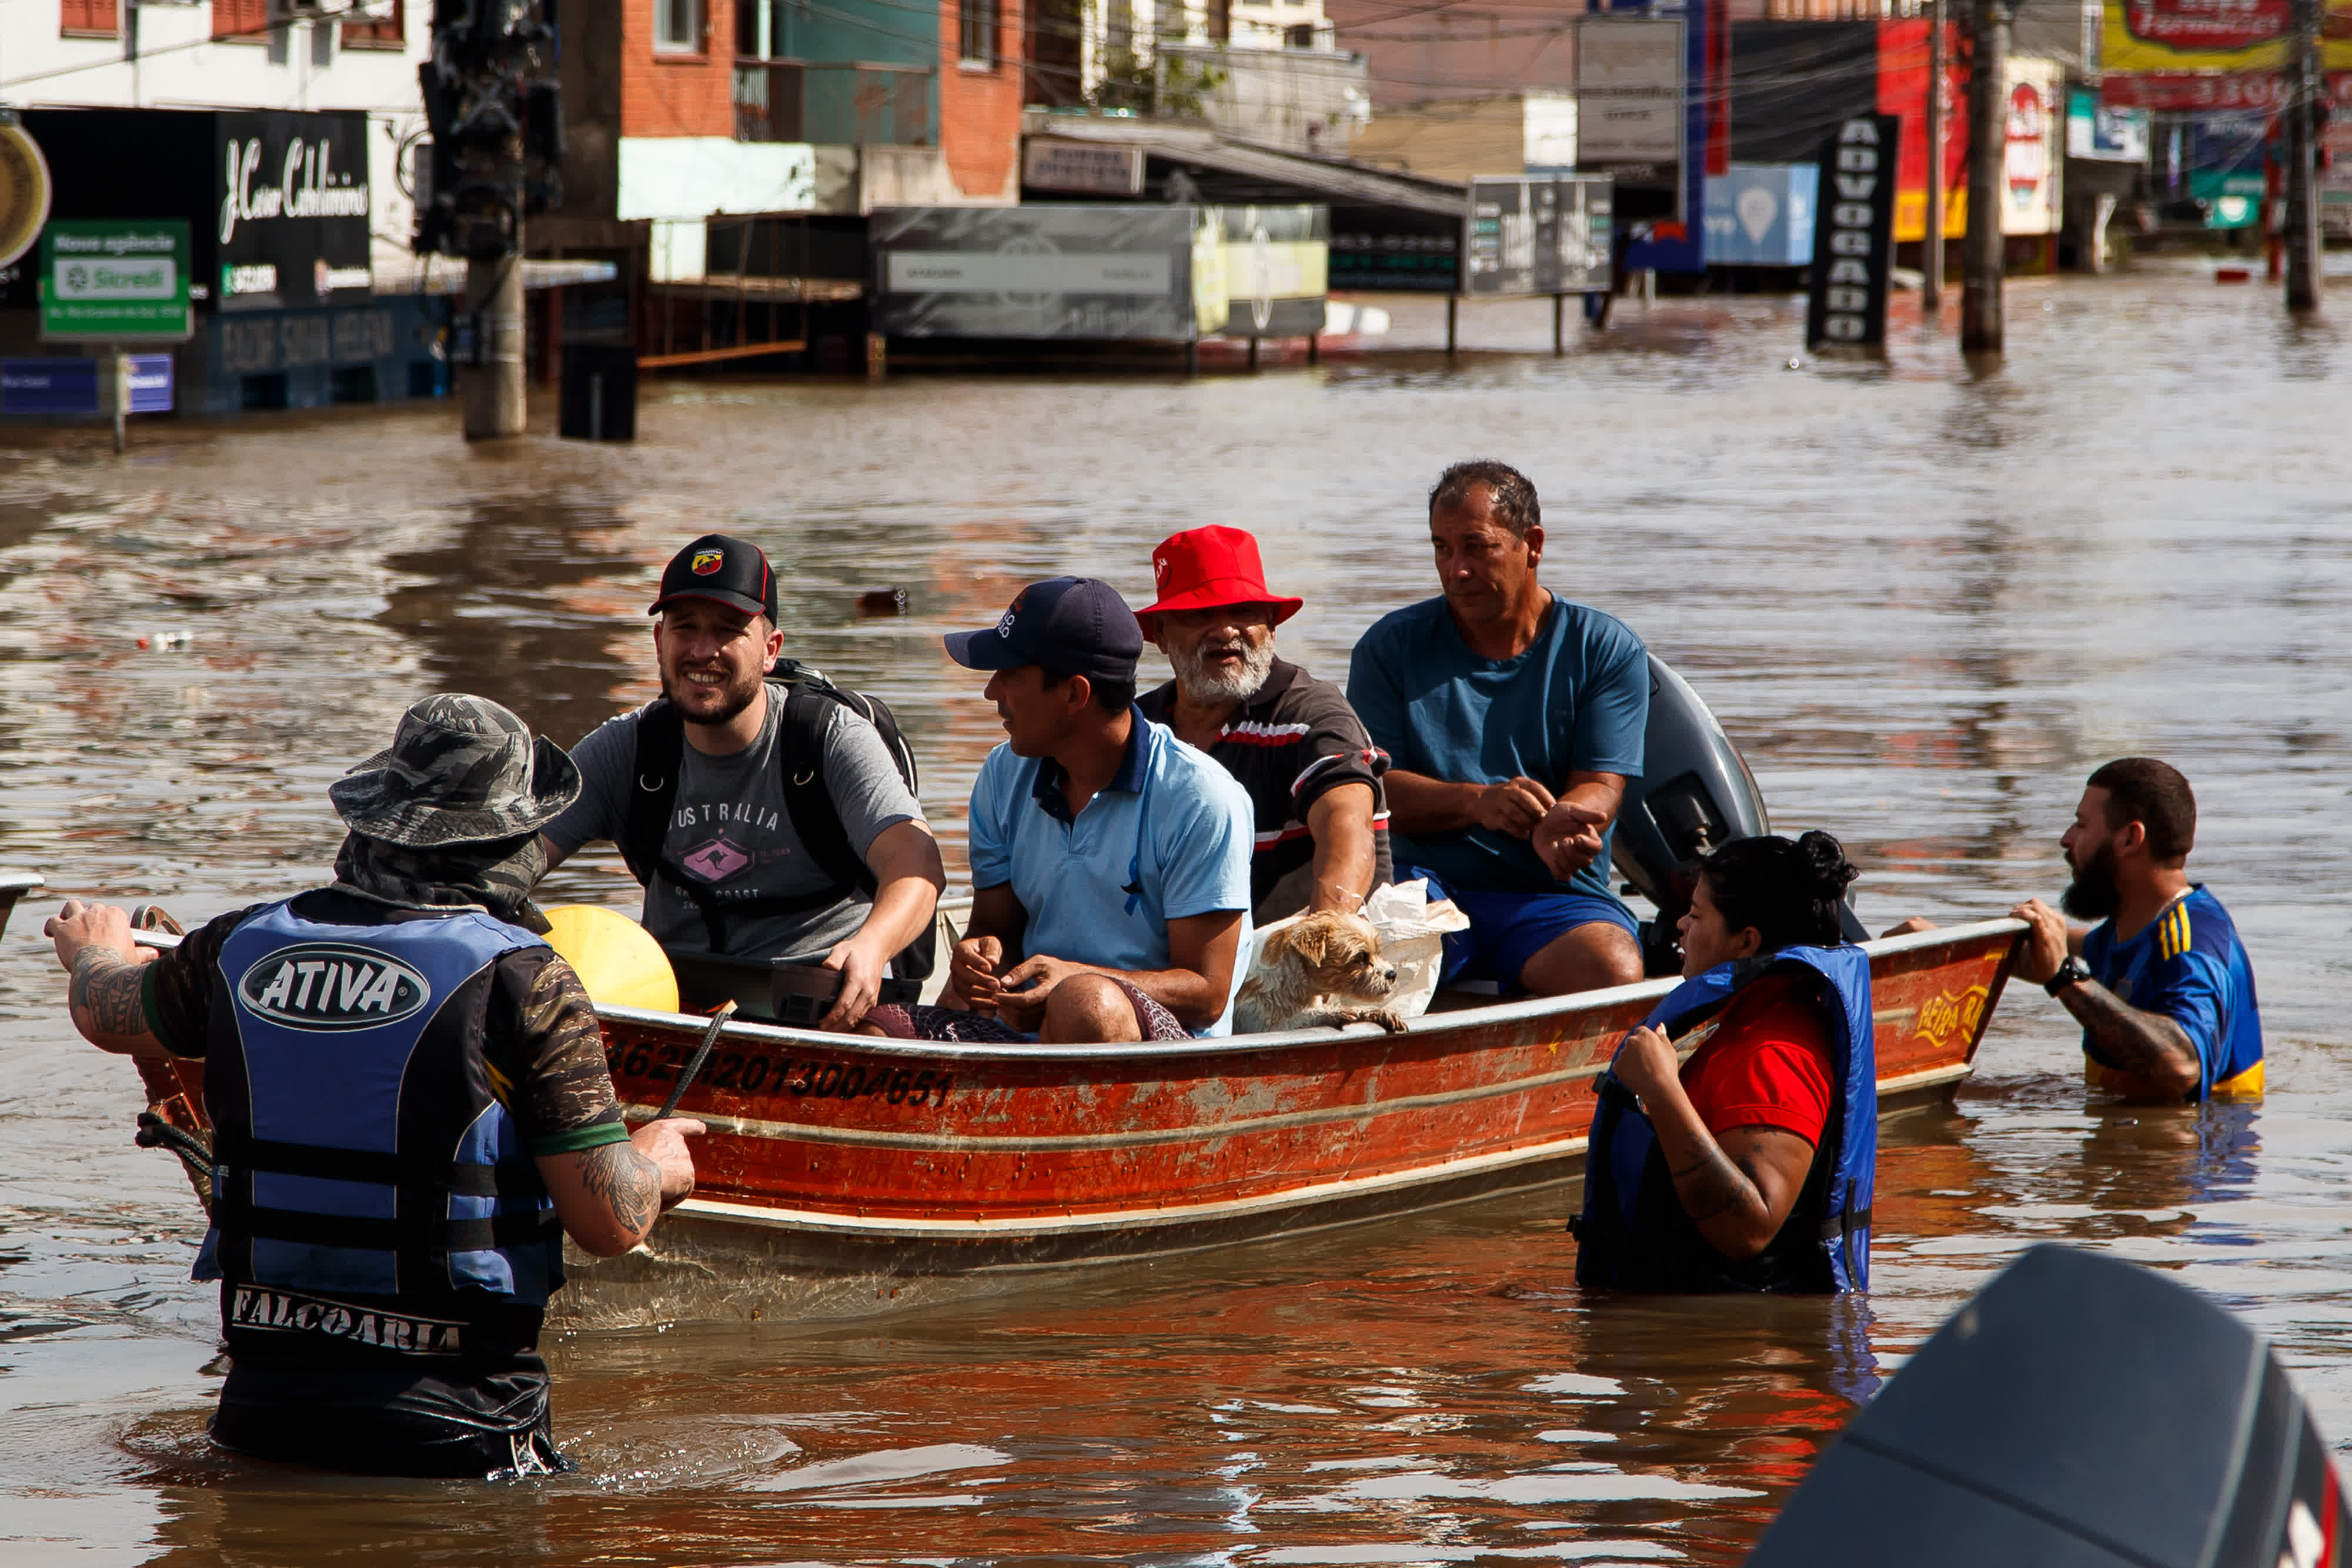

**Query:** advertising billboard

left=1208, top=206, right=1328, bottom=339
left=1462, top=175, right=1612, bottom=297
left=4, top=109, right=372, bottom=316
left=2002, top=59, right=2064, bottom=237
left=2100, top=0, right=2352, bottom=109
left=1577, top=17, right=1686, bottom=180
left=1806, top=114, right=1899, bottom=350
left=872, top=205, right=1213, bottom=341
left=41, top=220, right=191, bottom=342
left=1704, top=165, right=1818, bottom=267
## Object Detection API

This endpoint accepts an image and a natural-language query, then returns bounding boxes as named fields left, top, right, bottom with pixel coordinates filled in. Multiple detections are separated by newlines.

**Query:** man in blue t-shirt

left=1890, top=757, right=2263, bottom=1101
left=1347, top=460, right=1649, bottom=996
left=864, top=577, right=1256, bottom=1044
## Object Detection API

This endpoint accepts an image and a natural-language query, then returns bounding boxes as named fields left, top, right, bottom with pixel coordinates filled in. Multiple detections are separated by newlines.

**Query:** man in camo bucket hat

left=327, top=694, right=582, bottom=930
left=44, top=693, right=700, bottom=1477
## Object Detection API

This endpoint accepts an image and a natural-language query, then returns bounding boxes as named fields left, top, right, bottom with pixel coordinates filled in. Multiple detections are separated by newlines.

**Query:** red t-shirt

left=1678, top=971, right=1836, bottom=1147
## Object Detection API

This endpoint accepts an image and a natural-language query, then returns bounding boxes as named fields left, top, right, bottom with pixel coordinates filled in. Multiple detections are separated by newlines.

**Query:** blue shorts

left=1408, top=868, right=1639, bottom=991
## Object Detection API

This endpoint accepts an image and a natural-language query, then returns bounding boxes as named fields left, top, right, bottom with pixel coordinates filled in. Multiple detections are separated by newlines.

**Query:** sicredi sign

left=1805, top=115, right=1899, bottom=350
left=41, top=219, right=192, bottom=341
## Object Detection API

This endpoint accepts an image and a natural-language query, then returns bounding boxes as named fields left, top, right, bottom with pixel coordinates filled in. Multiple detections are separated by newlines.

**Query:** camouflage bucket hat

left=328, top=694, right=582, bottom=848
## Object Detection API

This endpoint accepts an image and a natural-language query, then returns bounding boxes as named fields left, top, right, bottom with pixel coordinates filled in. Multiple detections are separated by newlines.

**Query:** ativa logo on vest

left=236, top=944, right=430, bottom=1031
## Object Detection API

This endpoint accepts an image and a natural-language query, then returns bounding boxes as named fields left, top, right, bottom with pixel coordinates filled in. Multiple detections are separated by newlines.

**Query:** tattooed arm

left=1610, top=1024, right=1819, bottom=1262
left=538, top=1121, right=703, bottom=1256
left=46, top=900, right=169, bottom=1058
left=2053, top=978, right=2202, bottom=1099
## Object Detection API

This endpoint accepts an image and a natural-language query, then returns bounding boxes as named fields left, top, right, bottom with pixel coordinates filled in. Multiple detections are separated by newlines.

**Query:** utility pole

left=1962, top=0, right=2010, bottom=355
left=2284, top=0, right=2324, bottom=311
left=417, top=0, right=564, bottom=439
left=1924, top=0, right=1946, bottom=312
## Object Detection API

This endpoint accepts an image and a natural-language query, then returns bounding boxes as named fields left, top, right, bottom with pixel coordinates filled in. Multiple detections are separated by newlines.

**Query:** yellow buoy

left=543, top=904, right=679, bottom=1014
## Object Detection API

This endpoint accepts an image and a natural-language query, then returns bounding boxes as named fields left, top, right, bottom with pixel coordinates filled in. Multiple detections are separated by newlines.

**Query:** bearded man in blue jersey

left=1893, top=757, right=2263, bottom=1101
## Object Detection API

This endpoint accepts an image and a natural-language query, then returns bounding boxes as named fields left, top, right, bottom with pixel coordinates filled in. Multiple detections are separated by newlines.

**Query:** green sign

left=41, top=219, right=192, bottom=342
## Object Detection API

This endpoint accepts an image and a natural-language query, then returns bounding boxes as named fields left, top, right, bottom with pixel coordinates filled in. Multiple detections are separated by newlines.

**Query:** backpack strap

left=779, top=683, right=878, bottom=900
left=623, top=699, right=685, bottom=891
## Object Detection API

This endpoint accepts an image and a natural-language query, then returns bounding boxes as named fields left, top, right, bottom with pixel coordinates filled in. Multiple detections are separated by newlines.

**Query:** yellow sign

left=2103, top=0, right=2352, bottom=76
left=1913, top=983, right=1990, bottom=1054
left=0, top=123, right=53, bottom=272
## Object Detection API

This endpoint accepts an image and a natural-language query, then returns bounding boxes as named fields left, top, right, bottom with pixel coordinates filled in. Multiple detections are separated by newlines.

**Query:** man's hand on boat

left=816, top=928, right=897, bottom=1032
left=45, top=899, right=166, bottom=1058
left=543, top=1118, right=706, bottom=1256
left=1879, top=902, right=2069, bottom=985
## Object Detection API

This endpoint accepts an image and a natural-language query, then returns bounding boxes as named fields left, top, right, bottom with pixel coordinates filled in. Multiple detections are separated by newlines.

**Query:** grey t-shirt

left=547, top=682, right=924, bottom=962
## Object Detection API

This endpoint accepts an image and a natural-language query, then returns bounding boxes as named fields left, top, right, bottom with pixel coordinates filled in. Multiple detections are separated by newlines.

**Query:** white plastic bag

left=1362, top=878, right=1469, bottom=1021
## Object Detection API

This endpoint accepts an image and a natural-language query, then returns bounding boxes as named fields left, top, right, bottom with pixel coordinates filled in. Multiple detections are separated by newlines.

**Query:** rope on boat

left=135, top=1110, right=215, bottom=1196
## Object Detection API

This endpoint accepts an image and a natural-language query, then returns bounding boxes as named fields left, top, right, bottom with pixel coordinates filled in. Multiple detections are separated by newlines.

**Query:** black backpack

left=620, top=659, right=934, bottom=979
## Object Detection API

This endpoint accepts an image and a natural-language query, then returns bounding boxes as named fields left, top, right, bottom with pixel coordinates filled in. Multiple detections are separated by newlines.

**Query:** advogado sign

left=1805, top=114, right=1899, bottom=350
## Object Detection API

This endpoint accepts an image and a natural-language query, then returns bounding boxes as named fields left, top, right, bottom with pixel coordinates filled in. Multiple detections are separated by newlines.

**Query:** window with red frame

left=343, top=0, right=405, bottom=48
left=212, top=0, right=270, bottom=41
left=61, top=0, right=119, bottom=36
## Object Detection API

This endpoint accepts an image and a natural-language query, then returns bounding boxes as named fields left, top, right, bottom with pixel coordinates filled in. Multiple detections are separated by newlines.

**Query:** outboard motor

left=1748, top=1245, right=2352, bottom=1568
left=1612, top=655, right=1866, bottom=975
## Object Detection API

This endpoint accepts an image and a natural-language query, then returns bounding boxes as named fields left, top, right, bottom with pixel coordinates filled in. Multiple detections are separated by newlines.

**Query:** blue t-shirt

left=2080, top=884, right=2263, bottom=1101
left=1346, top=593, right=1649, bottom=902
left=967, top=708, right=1255, bottom=1037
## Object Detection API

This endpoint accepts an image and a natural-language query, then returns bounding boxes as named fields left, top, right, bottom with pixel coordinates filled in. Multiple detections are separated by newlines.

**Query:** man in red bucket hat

left=1136, top=526, right=1391, bottom=920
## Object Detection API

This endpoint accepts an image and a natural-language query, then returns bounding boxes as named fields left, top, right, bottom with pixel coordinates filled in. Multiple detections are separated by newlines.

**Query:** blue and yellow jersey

left=2080, top=884, right=2263, bottom=1101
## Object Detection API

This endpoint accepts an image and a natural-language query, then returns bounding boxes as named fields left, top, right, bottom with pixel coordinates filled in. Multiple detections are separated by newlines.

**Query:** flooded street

left=2, top=262, right=2348, bottom=1565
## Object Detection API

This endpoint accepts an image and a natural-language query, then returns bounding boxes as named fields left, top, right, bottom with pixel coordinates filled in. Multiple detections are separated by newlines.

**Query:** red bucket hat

left=1138, top=526, right=1304, bottom=626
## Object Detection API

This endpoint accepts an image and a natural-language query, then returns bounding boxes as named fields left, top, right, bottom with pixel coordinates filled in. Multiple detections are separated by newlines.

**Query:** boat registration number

left=607, top=1039, right=956, bottom=1106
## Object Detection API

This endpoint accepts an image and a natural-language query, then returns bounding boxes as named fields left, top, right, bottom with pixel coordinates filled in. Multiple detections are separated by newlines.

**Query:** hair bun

left=1795, top=830, right=1860, bottom=901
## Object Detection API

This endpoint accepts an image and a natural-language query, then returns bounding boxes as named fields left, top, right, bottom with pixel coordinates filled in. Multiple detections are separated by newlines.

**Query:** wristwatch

left=2044, top=955, right=2092, bottom=996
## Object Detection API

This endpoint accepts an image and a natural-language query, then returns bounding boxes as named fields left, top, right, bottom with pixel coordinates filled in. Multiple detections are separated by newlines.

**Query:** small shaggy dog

left=1235, top=911, right=1408, bottom=1035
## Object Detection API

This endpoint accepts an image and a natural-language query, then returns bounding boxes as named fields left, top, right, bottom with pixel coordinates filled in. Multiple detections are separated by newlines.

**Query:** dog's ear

left=1283, top=918, right=1329, bottom=969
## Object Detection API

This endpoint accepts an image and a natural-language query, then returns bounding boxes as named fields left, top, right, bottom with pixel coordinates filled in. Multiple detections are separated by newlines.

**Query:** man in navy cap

left=541, top=534, right=944, bottom=1028
left=864, top=577, right=1255, bottom=1044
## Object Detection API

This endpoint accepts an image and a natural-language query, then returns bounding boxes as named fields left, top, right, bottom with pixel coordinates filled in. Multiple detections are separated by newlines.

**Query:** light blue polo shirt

left=968, top=708, right=1255, bottom=1036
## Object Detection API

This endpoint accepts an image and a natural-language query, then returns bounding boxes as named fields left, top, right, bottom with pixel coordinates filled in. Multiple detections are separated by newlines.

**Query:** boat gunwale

left=596, top=916, right=2028, bottom=1064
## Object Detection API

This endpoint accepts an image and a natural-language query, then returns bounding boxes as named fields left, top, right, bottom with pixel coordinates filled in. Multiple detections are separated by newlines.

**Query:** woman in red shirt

left=1600, top=831, right=1861, bottom=1288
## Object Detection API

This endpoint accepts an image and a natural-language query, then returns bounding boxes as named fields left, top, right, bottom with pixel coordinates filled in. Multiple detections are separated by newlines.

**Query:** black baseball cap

left=945, top=577, right=1142, bottom=686
left=649, top=533, right=778, bottom=621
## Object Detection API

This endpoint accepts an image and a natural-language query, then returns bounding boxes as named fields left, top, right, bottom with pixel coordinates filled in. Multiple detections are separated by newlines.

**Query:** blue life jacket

left=1573, top=944, right=1876, bottom=1294
left=193, top=898, right=565, bottom=1316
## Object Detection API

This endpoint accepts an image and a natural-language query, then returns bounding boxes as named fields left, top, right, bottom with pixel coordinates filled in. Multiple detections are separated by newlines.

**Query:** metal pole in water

left=1923, top=0, right=1946, bottom=313
left=1446, top=295, right=1458, bottom=357
left=2285, top=0, right=2324, bottom=312
left=1961, top=0, right=2010, bottom=355
left=1553, top=292, right=1565, bottom=353
left=109, top=345, right=126, bottom=454
left=462, top=249, right=526, bottom=440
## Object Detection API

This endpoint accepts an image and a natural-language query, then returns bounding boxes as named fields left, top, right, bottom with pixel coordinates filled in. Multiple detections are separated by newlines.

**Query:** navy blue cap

left=945, top=577, right=1142, bottom=686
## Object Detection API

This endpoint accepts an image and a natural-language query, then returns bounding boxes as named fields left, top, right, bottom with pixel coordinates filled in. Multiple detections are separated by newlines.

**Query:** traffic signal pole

left=2284, top=0, right=2324, bottom=312
left=417, top=0, right=563, bottom=440
left=1962, top=0, right=2010, bottom=355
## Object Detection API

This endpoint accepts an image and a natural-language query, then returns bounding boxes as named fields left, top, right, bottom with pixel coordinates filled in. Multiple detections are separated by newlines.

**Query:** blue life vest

left=193, top=898, right=565, bottom=1313
left=1573, top=944, right=1876, bottom=1295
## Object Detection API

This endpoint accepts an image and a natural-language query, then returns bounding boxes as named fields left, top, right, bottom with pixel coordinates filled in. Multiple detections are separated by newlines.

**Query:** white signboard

left=1576, top=18, right=1685, bottom=166
left=1023, top=140, right=1145, bottom=196
left=2002, top=57, right=2064, bottom=237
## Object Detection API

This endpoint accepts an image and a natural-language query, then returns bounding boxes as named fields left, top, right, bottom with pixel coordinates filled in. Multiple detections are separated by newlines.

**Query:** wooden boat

left=557, top=916, right=2024, bottom=1326
left=117, top=910, right=2023, bottom=1325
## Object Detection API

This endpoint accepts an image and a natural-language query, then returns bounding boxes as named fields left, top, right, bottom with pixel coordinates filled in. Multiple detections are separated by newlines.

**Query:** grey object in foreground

left=1749, top=1244, right=2350, bottom=1567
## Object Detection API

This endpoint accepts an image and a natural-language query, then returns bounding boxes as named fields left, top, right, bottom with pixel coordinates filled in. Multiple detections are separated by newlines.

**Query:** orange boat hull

left=554, top=921, right=2020, bottom=1321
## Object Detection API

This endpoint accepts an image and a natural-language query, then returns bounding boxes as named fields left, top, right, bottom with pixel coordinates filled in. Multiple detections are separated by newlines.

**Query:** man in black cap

left=864, top=577, right=1255, bottom=1044
left=540, top=533, right=944, bottom=1028
left=46, top=694, right=702, bottom=1477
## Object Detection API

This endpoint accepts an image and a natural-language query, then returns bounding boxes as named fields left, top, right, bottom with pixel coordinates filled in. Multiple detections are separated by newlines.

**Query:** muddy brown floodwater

left=1, top=263, right=2348, bottom=1566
